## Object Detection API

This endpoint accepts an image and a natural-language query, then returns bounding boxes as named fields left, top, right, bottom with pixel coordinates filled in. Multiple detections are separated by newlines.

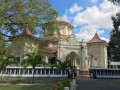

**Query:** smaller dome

left=55, top=16, right=62, bottom=21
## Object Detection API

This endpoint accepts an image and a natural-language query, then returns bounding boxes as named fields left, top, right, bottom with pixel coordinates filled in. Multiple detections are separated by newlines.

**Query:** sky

left=49, top=0, right=120, bottom=42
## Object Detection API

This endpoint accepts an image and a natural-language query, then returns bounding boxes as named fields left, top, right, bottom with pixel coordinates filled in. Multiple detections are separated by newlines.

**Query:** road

left=76, top=76, right=120, bottom=90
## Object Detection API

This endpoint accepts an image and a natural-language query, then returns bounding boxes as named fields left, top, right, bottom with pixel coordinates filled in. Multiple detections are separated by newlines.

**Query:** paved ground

left=76, top=76, right=120, bottom=90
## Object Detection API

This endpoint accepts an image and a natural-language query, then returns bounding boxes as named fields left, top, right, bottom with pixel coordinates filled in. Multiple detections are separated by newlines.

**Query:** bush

left=50, top=78, right=70, bottom=90
left=62, top=78, right=70, bottom=87
left=49, top=85, right=57, bottom=90
left=56, top=82, right=64, bottom=90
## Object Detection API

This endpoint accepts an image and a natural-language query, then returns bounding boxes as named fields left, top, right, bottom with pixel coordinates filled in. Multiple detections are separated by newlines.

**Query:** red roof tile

left=45, top=34, right=68, bottom=41
left=55, top=16, right=74, bottom=29
left=44, top=47, right=57, bottom=53
left=12, top=27, right=38, bottom=39
left=20, top=27, right=33, bottom=36
left=87, top=32, right=105, bottom=44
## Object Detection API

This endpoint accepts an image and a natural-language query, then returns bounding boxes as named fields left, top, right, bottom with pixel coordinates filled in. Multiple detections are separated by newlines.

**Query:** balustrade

left=0, top=67, right=68, bottom=77
left=89, top=68, right=120, bottom=78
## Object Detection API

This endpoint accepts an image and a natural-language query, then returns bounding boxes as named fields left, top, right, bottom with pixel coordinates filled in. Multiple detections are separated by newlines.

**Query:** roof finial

left=96, top=30, right=97, bottom=34
left=55, top=14, right=62, bottom=21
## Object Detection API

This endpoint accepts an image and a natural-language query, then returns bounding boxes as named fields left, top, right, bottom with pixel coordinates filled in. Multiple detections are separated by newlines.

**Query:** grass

left=0, top=85, right=51, bottom=90
left=0, top=77, right=66, bottom=84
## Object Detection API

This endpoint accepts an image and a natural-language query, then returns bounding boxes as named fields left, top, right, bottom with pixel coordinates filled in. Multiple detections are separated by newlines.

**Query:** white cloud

left=69, top=3, right=82, bottom=14
left=101, top=37, right=110, bottom=43
left=61, top=14, right=73, bottom=23
left=75, top=25, right=104, bottom=41
left=62, top=0, right=120, bottom=42
left=62, top=14, right=69, bottom=22
left=73, top=1, right=119, bottom=29
left=90, top=0, right=98, bottom=4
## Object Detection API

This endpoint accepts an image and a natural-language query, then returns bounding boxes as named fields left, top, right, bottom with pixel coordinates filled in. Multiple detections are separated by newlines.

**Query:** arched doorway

left=66, top=52, right=79, bottom=66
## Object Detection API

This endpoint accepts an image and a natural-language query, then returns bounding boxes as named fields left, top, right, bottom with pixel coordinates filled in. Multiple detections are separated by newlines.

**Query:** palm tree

left=51, top=59, right=74, bottom=75
left=0, top=55, right=18, bottom=79
left=22, top=51, right=47, bottom=82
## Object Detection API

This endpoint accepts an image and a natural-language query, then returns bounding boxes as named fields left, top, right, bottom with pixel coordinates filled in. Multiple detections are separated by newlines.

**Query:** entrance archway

left=66, top=52, right=79, bottom=66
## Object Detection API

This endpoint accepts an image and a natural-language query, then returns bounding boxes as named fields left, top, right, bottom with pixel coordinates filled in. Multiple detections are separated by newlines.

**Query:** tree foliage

left=109, top=0, right=120, bottom=5
left=51, top=59, right=74, bottom=74
left=22, top=51, right=47, bottom=82
left=0, top=55, right=18, bottom=79
left=108, top=13, right=120, bottom=61
left=0, top=0, right=58, bottom=37
left=0, top=0, right=58, bottom=55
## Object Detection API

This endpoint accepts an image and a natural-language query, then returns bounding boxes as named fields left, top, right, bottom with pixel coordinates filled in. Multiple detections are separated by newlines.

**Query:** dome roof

left=87, top=32, right=106, bottom=44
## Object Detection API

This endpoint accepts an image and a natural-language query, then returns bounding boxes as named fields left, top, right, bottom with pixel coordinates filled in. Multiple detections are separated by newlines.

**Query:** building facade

left=11, top=16, right=108, bottom=74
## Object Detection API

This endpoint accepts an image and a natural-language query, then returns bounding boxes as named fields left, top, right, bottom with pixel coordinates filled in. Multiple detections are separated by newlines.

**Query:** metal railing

left=89, top=68, right=120, bottom=78
left=0, top=67, right=68, bottom=77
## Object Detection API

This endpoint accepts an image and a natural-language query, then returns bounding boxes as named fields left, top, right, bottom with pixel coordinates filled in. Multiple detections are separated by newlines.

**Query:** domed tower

left=43, top=16, right=74, bottom=64
left=87, top=32, right=108, bottom=68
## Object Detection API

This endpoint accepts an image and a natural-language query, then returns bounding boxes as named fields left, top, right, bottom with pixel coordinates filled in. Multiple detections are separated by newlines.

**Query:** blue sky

left=49, top=0, right=120, bottom=42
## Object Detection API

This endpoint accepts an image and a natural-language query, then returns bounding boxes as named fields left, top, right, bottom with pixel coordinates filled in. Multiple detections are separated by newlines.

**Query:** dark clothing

left=67, top=70, right=71, bottom=78
left=74, top=72, right=77, bottom=77
left=93, top=72, right=97, bottom=79
left=74, top=67, right=77, bottom=78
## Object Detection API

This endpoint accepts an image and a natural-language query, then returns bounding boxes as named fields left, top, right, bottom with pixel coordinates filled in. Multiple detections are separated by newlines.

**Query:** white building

left=11, top=16, right=108, bottom=74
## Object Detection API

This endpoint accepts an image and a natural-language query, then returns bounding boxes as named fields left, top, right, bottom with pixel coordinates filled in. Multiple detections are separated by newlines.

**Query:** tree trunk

left=32, top=68, right=35, bottom=83
left=1, top=70, right=3, bottom=80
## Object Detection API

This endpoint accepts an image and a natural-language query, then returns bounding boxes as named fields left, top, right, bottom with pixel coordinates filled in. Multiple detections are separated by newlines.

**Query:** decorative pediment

left=68, top=34, right=77, bottom=44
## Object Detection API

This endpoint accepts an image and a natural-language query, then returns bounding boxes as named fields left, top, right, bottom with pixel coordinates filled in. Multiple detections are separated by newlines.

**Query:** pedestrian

left=74, top=66, right=77, bottom=79
left=67, top=69, right=71, bottom=78
left=93, top=71, right=97, bottom=79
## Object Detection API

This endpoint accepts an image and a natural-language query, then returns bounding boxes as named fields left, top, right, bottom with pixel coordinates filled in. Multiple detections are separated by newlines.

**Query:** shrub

left=56, top=82, right=64, bottom=90
left=62, top=78, right=70, bottom=87
left=49, top=85, right=57, bottom=90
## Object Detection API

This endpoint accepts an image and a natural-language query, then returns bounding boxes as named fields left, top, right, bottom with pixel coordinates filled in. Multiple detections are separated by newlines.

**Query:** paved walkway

left=76, top=76, right=120, bottom=90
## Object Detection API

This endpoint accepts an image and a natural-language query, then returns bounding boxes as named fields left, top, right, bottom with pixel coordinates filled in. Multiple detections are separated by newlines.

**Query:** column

left=65, top=70, right=67, bottom=75
left=36, top=69, right=38, bottom=75
left=75, top=57, right=76, bottom=66
left=61, top=70, right=62, bottom=75
left=19, top=69, right=21, bottom=75
left=40, top=69, right=42, bottom=75
left=48, top=69, right=50, bottom=75
left=10, top=69, right=12, bottom=74
left=53, top=69, right=55, bottom=75
left=45, top=69, right=46, bottom=75
left=14, top=69, right=16, bottom=75
left=5, top=69, right=7, bottom=74
left=32, top=69, right=33, bottom=75
left=28, top=69, right=30, bottom=75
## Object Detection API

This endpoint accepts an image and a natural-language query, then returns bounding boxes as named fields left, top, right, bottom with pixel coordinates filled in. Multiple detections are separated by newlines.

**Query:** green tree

left=51, top=59, right=74, bottom=75
left=109, top=0, right=120, bottom=5
left=22, top=51, right=47, bottom=82
left=0, top=35, right=6, bottom=55
left=0, top=55, right=18, bottom=79
left=0, top=0, right=58, bottom=37
left=108, top=13, right=120, bottom=62
left=0, top=0, right=58, bottom=56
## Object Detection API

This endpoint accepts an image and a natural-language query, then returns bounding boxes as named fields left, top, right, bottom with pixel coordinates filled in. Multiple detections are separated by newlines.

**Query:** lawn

left=0, top=85, right=51, bottom=90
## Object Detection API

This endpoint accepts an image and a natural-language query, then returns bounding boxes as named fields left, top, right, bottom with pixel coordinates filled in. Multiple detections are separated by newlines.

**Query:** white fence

left=89, top=68, right=120, bottom=78
left=0, top=67, right=68, bottom=77
left=111, top=62, right=120, bottom=65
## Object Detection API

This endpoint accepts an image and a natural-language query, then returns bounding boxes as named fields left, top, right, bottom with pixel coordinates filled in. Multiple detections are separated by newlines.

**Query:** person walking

left=74, top=66, right=77, bottom=79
